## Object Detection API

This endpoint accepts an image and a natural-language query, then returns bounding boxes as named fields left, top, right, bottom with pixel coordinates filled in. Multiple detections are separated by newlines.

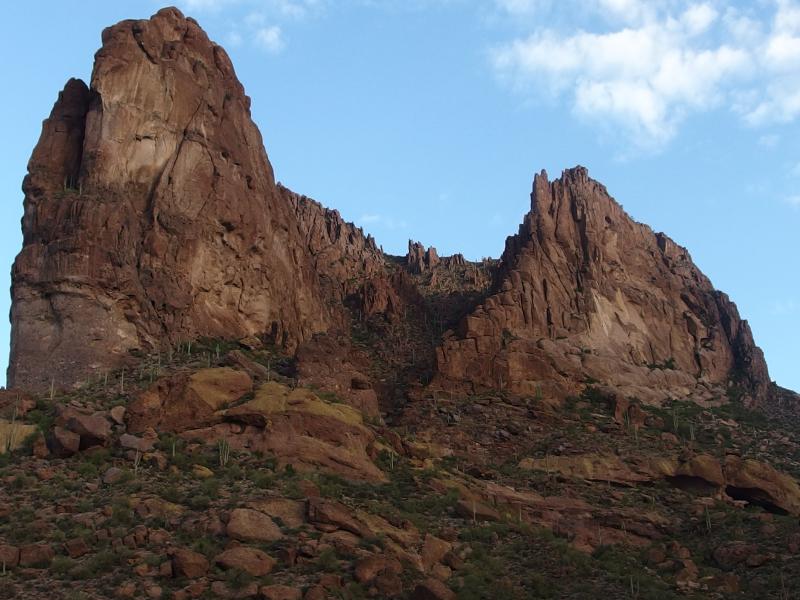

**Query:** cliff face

left=434, top=167, right=771, bottom=406
left=10, top=8, right=341, bottom=390
left=8, top=8, right=776, bottom=409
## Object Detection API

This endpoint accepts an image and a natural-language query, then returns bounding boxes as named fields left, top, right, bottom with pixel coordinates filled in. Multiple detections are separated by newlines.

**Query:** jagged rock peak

left=435, top=166, right=773, bottom=406
left=406, top=241, right=440, bottom=274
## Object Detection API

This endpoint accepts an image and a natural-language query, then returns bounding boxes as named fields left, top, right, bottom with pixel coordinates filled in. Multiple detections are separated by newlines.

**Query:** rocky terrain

left=2, top=6, right=799, bottom=600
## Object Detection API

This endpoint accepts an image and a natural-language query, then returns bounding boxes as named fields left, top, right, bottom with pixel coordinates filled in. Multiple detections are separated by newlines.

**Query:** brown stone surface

left=227, top=508, right=284, bottom=542
left=411, top=578, right=456, bottom=600
left=260, top=585, right=302, bottom=600
left=127, top=367, right=251, bottom=433
left=433, top=167, right=773, bottom=406
left=19, top=544, right=54, bottom=568
left=8, top=7, right=342, bottom=391
left=215, top=546, right=275, bottom=577
left=171, top=548, right=209, bottom=578
left=0, top=544, right=20, bottom=568
left=724, top=456, right=800, bottom=515
left=354, top=555, right=402, bottom=583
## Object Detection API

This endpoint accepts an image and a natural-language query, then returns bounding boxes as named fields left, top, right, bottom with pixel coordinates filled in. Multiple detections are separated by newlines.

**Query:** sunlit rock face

left=9, top=8, right=340, bottom=390
left=434, top=167, right=771, bottom=406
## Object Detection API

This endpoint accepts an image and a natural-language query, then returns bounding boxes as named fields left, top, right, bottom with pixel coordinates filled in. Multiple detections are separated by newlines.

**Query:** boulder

left=215, top=546, right=275, bottom=577
left=354, top=555, right=402, bottom=583
left=306, top=498, right=366, bottom=536
left=247, top=498, right=305, bottom=529
left=724, top=456, right=800, bottom=515
left=127, top=368, right=252, bottom=433
left=19, top=544, right=54, bottom=568
left=421, top=534, right=452, bottom=572
left=0, top=544, right=20, bottom=568
left=260, top=585, right=302, bottom=600
left=51, top=426, right=81, bottom=457
left=412, top=578, right=456, bottom=600
left=227, top=508, right=283, bottom=542
left=171, top=548, right=209, bottom=578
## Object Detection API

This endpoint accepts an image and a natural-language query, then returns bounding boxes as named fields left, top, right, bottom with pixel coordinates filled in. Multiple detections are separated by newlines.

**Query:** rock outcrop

left=9, top=8, right=344, bottom=390
left=434, top=167, right=772, bottom=405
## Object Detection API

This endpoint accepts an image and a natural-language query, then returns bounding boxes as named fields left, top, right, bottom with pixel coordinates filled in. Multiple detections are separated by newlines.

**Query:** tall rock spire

left=9, top=8, right=336, bottom=390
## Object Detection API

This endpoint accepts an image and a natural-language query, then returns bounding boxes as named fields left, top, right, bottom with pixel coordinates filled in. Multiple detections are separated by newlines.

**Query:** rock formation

left=8, top=8, right=777, bottom=412
left=434, top=167, right=772, bottom=406
left=10, top=8, right=347, bottom=390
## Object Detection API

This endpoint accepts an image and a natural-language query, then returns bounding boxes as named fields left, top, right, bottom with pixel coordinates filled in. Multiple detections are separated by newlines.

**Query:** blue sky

left=0, top=0, right=797, bottom=391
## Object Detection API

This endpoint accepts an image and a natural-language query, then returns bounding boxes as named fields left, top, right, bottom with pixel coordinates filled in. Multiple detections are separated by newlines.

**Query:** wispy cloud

left=357, top=213, right=409, bottom=231
left=254, top=25, right=285, bottom=52
left=491, top=0, right=800, bottom=150
left=785, top=195, right=800, bottom=209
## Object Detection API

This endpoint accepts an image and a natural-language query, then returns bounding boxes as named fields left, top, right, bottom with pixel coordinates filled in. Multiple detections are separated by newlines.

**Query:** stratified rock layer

left=10, top=8, right=339, bottom=389
left=434, top=167, right=771, bottom=405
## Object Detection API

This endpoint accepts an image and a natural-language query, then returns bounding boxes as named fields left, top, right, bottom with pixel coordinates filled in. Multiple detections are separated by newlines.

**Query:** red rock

left=32, top=432, right=49, bottom=458
left=354, top=555, right=402, bottom=583
left=18, top=544, right=54, bottom=567
left=713, top=542, right=758, bottom=570
left=455, top=499, right=500, bottom=523
left=65, top=412, right=112, bottom=446
left=421, top=534, right=452, bottom=572
left=303, top=587, right=326, bottom=600
left=171, top=548, right=209, bottom=578
left=0, top=544, right=20, bottom=568
left=260, top=585, right=302, bottom=600
left=215, top=546, right=275, bottom=577
left=433, top=167, right=772, bottom=406
left=127, top=368, right=252, bottom=433
left=226, top=508, right=283, bottom=542
left=723, top=456, right=800, bottom=515
left=306, top=498, right=366, bottom=536
left=64, top=537, right=90, bottom=558
left=51, top=426, right=80, bottom=457
left=412, top=578, right=456, bottom=600
left=7, top=7, right=359, bottom=392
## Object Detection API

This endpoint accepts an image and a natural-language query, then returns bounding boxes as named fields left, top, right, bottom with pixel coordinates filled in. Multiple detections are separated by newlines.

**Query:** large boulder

left=226, top=508, right=283, bottom=542
left=724, top=456, right=800, bottom=515
left=127, top=368, right=252, bottom=433
left=214, top=546, right=275, bottom=577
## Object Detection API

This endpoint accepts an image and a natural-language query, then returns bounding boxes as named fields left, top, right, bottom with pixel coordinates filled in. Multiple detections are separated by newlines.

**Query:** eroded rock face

left=9, top=7, right=338, bottom=390
left=9, top=6, right=779, bottom=416
left=434, top=167, right=772, bottom=406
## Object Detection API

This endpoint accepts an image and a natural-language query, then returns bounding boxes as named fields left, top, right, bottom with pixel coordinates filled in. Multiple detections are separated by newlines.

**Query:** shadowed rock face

left=9, top=8, right=344, bottom=390
left=8, top=8, right=776, bottom=409
left=434, top=167, right=771, bottom=406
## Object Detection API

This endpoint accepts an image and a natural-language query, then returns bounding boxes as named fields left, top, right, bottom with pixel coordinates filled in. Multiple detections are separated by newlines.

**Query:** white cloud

left=786, top=195, right=800, bottom=209
left=254, top=25, right=285, bottom=53
left=491, top=0, right=800, bottom=149
left=357, top=214, right=408, bottom=230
